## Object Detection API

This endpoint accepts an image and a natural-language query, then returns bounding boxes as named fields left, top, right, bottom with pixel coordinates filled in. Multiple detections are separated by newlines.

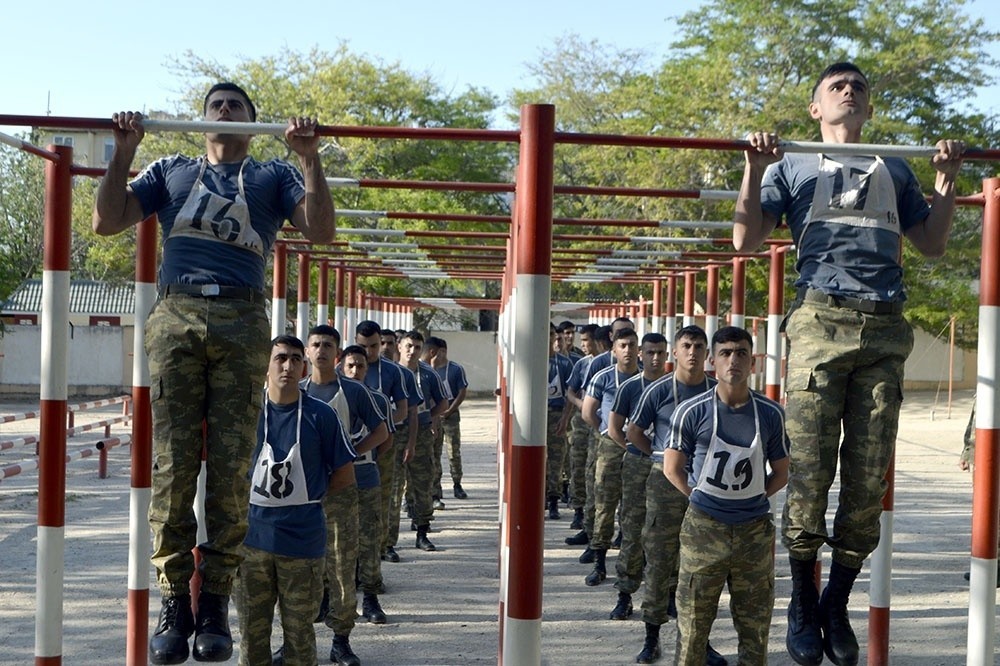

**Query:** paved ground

left=0, top=391, right=987, bottom=664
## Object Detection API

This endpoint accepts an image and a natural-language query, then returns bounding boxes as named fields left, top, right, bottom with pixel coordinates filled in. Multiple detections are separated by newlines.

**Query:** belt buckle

left=200, top=284, right=221, bottom=297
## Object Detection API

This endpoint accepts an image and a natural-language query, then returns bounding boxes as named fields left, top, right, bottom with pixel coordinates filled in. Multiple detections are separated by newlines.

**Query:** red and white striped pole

left=968, top=176, right=1000, bottom=665
left=317, top=260, right=330, bottom=326
left=730, top=257, right=746, bottom=330
left=346, top=271, right=358, bottom=335
left=500, top=104, right=554, bottom=666
left=665, top=275, right=677, bottom=372
left=683, top=271, right=696, bottom=328
left=126, top=215, right=158, bottom=666
left=651, top=279, right=663, bottom=334
left=868, top=453, right=895, bottom=664
left=271, top=242, right=287, bottom=338
left=638, top=297, right=648, bottom=337
left=334, top=264, right=345, bottom=333
left=296, top=252, right=310, bottom=340
left=705, top=265, right=719, bottom=344
left=765, top=245, right=785, bottom=402
left=36, top=143, right=71, bottom=665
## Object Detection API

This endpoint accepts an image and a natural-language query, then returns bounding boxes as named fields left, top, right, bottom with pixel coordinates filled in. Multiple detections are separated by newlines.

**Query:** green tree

left=132, top=46, right=515, bottom=330
left=0, top=141, right=45, bottom=311
left=511, top=0, right=999, bottom=347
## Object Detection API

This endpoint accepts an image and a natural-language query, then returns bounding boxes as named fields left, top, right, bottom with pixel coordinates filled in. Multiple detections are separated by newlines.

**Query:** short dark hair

left=356, top=320, right=382, bottom=338
left=380, top=329, right=398, bottom=341
left=425, top=336, right=447, bottom=350
left=402, top=330, right=424, bottom=343
left=307, top=324, right=341, bottom=347
left=612, top=328, right=639, bottom=343
left=271, top=334, right=304, bottom=354
left=812, top=62, right=869, bottom=100
left=595, top=325, right=612, bottom=347
left=641, top=332, right=667, bottom=347
left=556, top=320, right=575, bottom=332
left=395, top=329, right=407, bottom=338
left=579, top=323, right=599, bottom=337
left=341, top=344, right=368, bottom=360
left=611, top=316, right=634, bottom=329
left=203, top=82, right=256, bottom=121
left=674, top=325, right=708, bottom=346
left=711, top=326, right=753, bottom=351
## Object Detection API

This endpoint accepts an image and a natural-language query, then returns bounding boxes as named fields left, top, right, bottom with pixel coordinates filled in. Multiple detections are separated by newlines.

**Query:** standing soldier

left=546, top=324, right=574, bottom=520
left=627, top=326, right=725, bottom=664
left=604, top=333, right=668, bottom=621
left=427, top=337, right=471, bottom=500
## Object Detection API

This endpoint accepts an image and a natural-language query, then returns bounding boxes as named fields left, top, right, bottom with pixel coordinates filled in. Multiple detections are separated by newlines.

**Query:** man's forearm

left=298, top=153, right=336, bottom=243
left=93, top=149, right=137, bottom=235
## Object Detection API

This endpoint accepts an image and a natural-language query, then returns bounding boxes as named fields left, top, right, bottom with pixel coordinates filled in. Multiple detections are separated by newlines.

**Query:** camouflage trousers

left=781, top=302, right=913, bottom=569
left=675, top=507, right=774, bottom=666
left=386, top=427, right=410, bottom=549
left=377, top=431, right=401, bottom=553
left=235, top=546, right=323, bottom=666
left=545, top=409, right=568, bottom=499
left=583, top=426, right=599, bottom=535
left=405, top=425, right=436, bottom=527
left=568, top=413, right=592, bottom=510
left=323, top=484, right=359, bottom=636
left=145, top=293, right=269, bottom=596
left=592, top=435, right=625, bottom=549
left=641, top=461, right=689, bottom=626
left=615, top=450, right=653, bottom=594
left=357, top=482, right=384, bottom=595
left=433, top=412, right=463, bottom=497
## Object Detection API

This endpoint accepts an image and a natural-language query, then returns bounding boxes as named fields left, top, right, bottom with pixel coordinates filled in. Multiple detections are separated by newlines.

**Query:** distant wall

left=0, top=323, right=973, bottom=398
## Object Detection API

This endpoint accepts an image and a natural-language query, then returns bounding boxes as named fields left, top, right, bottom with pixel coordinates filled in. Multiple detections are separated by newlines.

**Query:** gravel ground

left=0, top=391, right=987, bottom=664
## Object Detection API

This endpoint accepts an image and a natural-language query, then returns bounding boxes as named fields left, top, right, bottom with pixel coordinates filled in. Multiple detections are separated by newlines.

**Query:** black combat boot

left=786, top=557, right=823, bottom=665
left=149, top=594, right=194, bottom=665
left=570, top=507, right=584, bottom=529
left=585, top=549, right=607, bottom=586
left=818, top=560, right=862, bottom=666
left=192, top=591, right=232, bottom=662
left=610, top=591, right=633, bottom=620
left=578, top=546, right=596, bottom=564
left=547, top=496, right=560, bottom=520
left=635, top=621, right=660, bottom=664
left=362, top=593, right=387, bottom=624
left=330, top=634, right=361, bottom=666
left=706, top=641, right=728, bottom=665
left=453, top=483, right=468, bottom=499
left=565, top=529, right=589, bottom=546
left=415, top=525, right=437, bottom=551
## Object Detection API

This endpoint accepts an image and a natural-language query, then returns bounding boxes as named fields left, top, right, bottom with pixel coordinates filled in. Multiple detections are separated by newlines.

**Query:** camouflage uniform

left=235, top=547, right=323, bottom=666
left=442, top=412, right=464, bottom=486
left=546, top=408, right=568, bottom=500
left=615, top=450, right=651, bottom=593
left=674, top=508, right=774, bottom=666
left=567, top=412, right=592, bottom=511
left=378, top=429, right=403, bottom=552
left=640, top=462, right=689, bottom=625
left=385, top=426, right=411, bottom=550
left=781, top=302, right=913, bottom=569
left=584, top=429, right=598, bottom=535
left=404, top=425, right=436, bottom=528
left=323, top=484, right=360, bottom=637
left=357, top=484, right=384, bottom=594
left=591, top=434, right=625, bottom=550
left=146, top=294, right=269, bottom=596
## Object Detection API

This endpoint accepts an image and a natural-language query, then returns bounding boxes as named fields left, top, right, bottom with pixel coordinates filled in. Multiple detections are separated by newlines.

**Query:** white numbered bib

left=694, top=392, right=766, bottom=501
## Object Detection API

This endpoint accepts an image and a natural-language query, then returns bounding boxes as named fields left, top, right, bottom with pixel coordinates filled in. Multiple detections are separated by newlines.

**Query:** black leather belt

left=799, top=287, right=902, bottom=315
left=161, top=283, right=265, bottom=305
left=625, top=444, right=651, bottom=459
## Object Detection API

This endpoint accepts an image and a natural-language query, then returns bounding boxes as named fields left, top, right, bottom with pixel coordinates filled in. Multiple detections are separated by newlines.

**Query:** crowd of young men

left=166, top=320, right=468, bottom=666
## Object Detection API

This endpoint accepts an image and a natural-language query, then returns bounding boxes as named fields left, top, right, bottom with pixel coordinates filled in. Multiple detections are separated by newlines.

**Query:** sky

left=1, top=0, right=998, bottom=138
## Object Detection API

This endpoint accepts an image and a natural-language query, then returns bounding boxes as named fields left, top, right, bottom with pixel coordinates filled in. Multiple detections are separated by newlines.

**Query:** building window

left=103, top=138, right=115, bottom=163
left=53, top=136, right=74, bottom=147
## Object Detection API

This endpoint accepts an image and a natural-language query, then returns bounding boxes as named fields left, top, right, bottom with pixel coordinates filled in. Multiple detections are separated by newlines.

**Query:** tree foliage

left=510, top=0, right=999, bottom=347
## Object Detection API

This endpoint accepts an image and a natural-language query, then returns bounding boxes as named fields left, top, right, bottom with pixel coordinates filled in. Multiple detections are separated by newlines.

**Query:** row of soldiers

left=237, top=322, right=469, bottom=666
left=546, top=318, right=790, bottom=665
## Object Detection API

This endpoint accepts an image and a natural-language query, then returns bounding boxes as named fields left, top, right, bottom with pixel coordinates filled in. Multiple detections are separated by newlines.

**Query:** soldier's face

left=711, top=340, right=753, bottom=386
left=306, top=335, right=339, bottom=372
left=673, top=335, right=707, bottom=372
left=341, top=353, right=368, bottom=381
left=398, top=338, right=422, bottom=366
left=380, top=334, right=397, bottom=359
left=356, top=333, right=381, bottom=363
left=268, top=344, right=305, bottom=391
left=641, top=342, right=668, bottom=373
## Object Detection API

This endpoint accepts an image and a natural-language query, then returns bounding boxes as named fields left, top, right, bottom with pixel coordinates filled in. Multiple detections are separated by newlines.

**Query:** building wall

left=0, top=324, right=975, bottom=398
